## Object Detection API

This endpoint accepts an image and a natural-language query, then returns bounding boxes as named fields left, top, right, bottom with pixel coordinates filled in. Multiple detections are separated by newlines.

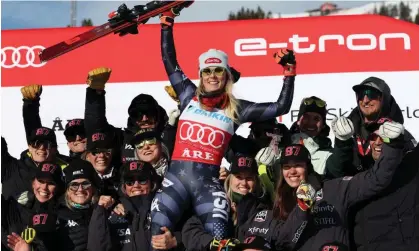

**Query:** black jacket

left=1, top=147, right=67, bottom=200
left=349, top=143, right=419, bottom=251
left=84, top=88, right=175, bottom=167
left=1, top=194, right=60, bottom=251
left=56, top=202, right=93, bottom=251
left=326, top=78, right=416, bottom=178
left=297, top=143, right=404, bottom=250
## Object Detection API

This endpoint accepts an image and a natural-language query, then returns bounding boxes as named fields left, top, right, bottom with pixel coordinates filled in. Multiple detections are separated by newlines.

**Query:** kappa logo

left=151, top=198, right=160, bottom=212
left=66, top=220, right=78, bottom=227
left=254, top=210, right=268, bottom=222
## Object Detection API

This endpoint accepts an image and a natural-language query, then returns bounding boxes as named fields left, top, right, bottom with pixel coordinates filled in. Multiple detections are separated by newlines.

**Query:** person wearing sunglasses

left=329, top=118, right=419, bottom=251
left=271, top=121, right=406, bottom=251
left=3, top=162, right=64, bottom=251
left=64, top=119, right=87, bottom=160
left=83, top=67, right=173, bottom=169
left=288, top=96, right=333, bottom=176
left=82, top=131, right=119, bottom=198
left=2, top=127, right=69, bottom=201
left=88, top=161, right=170, bottom=251
left=51, top=159, right=99, bottom=251
left=150, top=8, right=296, bottom=242
left=131, top=128, right=171, bottom=178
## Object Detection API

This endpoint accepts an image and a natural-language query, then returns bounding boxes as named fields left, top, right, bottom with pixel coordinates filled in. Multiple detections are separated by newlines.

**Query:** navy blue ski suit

left=150, top=22, right=295, bottom=240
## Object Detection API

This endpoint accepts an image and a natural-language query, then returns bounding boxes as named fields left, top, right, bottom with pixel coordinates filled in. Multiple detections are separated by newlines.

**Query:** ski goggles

left=135, top=138, right=157, bottom=149
left=201, top=67, right=225, bottom=77
left=68, top=181, right=92, bottom=191
left=90, top=148, right=112, bottom=156
left=356, top=88, right=382, bottom=101
left=124, top=178, right=149, bottom=186
left=303, top=98, right=326, bottom=107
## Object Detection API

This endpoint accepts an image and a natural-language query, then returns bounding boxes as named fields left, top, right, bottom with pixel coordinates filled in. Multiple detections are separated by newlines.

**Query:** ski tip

left=108, top=11, right=118, bottom=19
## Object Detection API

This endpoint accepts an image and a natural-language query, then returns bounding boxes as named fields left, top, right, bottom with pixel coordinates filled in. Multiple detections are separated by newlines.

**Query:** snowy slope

left=274, top=1, right=419, bottom=21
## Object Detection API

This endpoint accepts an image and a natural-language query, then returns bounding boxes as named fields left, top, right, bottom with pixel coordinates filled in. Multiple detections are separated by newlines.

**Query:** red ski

left=39, top=0, right=193, bottom=62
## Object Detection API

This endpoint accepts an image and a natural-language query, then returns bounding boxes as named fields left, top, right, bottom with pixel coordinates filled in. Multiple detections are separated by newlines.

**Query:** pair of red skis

left=38, top=0, right=194, bottom=63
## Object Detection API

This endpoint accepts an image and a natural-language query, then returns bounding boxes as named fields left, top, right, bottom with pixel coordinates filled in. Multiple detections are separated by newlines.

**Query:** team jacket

left=1, top=195, right=60, bottom=251
left=84, top=88, right=175, bottom=168
left=1, top=147, right=67, bottom=200
left=56, top=202, right=93, bottom=251
left=87, top=194, right=187, bottom=251
left=296, top=143, right=404, bottom=250
left=161, top=24, right=295, bottom=166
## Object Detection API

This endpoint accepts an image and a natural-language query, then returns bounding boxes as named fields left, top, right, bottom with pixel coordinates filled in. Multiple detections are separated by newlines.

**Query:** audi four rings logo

left=179, top=122, right=225, bottom=149
left=1, top=46, right=46, bottom=68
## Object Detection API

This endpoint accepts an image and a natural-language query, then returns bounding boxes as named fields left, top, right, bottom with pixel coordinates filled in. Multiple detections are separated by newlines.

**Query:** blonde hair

left=224, top=173, right=265, bottom=224
left=196, top=71, right=241, bottom=124
left=65, top=186, right=98, bottom=210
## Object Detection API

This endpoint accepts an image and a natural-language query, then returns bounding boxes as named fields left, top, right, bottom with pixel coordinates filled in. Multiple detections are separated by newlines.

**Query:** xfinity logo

left=234, top=33, right=411, bottom=56
left=248, top=227, right=269, bottom=235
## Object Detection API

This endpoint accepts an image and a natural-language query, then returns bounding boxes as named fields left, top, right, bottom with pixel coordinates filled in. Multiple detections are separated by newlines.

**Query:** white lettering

left=347, top=34, right=377, bottom=50
left=314, top=217, right=336, bottom=225
left=248, top=227, right=269, bottom=235
left=234, top=33, right=411, bottom=56
left=212, top=191, right=229, bottom=220
left=312, top=205, right=335, bottom=214
left=289, top=34, right=316, bottom=53
left=192, top=150, right=203, bottom=159
left=318, top=34, right=344, bottom=52
left=182, top=148, right=191, bottom=158
left=234, top=38, right=267, bottom=56
left=292, top=221, right=307, bottom=243
left=379, top=33, right=411, bottom=50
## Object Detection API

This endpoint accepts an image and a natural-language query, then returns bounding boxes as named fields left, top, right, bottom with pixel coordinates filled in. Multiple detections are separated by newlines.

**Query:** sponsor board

left=1, top=71, right=418, bottom=157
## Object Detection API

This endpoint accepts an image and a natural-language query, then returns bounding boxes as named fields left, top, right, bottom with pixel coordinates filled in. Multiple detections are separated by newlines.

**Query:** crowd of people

left=2, top=8, right=418, bottom=251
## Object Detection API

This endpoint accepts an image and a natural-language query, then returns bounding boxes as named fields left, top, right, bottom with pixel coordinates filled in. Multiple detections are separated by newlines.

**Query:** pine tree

left=399, top=1, right=412, bottom=22
left=415, top=8, right=419, bottom=25
left=81, top=18, right=93, bottom=26
left=390, top=5, right=398, bottom=18
left=228, top=6, right=271, bottom=20
left=379, top=4, right=390, bottom=16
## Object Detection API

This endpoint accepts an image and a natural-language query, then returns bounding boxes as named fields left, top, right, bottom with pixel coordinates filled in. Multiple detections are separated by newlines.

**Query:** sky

left=1, top=1, right=375, bottom=30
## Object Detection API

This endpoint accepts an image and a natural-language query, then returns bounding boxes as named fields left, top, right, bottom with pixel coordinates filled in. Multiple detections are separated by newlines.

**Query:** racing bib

left=172, top=99, right=234, bottom=165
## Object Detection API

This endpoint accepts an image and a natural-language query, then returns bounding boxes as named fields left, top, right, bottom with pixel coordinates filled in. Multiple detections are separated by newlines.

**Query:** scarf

left=197, top=91, right=229, bottom=111
left=153, top=157, right=169, bottom=177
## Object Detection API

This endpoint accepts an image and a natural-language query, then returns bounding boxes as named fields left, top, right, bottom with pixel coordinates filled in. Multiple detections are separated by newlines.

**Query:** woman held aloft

left=55, top=159, right=100, bottom=251
left=284, top=121, right=405, bottom=250
left=152, top=6, right=296, bottom=241
left=289, top=96, right=333, bottom=176
left=88, top=160, right=181, bottom=251
left=3, top=162, right=64, bottom=251
left=181, top=154, right=314, bottom=251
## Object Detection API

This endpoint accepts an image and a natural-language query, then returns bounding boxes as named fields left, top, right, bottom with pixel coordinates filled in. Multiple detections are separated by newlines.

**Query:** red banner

left=2, top=15, right=418, bottom=87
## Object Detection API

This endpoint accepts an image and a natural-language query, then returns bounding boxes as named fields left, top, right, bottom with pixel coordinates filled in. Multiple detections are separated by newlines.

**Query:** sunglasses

left=90, top=149, right=112, bottom=156
left=66, top=134, right=86, bottom=143
left=201, top=67, right=225, bottom=77
left=124, top=178, right=148, bottom=186
left=68, top=181, right=92, bottom=191
left=30, top=140, right=52, bottom=149
left=357, top=89, right=382, bottom=101
left=135, top=138, right=157, bottom=149
left=37, top=179, right=56, bottom=186
left=303, top=98, right=326, bottom=107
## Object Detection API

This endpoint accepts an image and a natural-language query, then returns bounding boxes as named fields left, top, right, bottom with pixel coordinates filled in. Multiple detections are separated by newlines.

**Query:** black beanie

left=297, top=96, right=327, bottom=123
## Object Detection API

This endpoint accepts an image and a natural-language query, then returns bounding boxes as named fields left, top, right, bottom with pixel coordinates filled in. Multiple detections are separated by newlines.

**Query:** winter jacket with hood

left=347, top=140, right=419, bottom=251
left=296, top=142, right=404, bottom=251
left=290, top=122, right=333, bottom=176
left=84, top=88, right=175, bottom=169
left=326, top=77, right=416, bottom=178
